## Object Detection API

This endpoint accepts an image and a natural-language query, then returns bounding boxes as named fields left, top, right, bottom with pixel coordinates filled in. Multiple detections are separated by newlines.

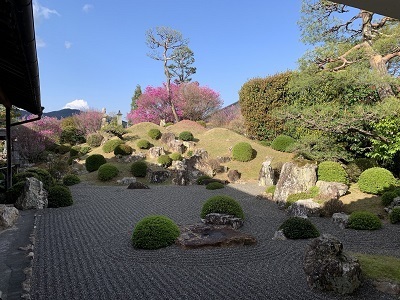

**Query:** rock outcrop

left=202, top=213, right=243, bottom=229
left=287, top=199, right=321, bottom=218
left=0, top=205, right=19, bottom=230
left=316, top=181, right=349, bottom=201
left=15, top=177, right=48, bottom=210
left=258, top=157, right=275, bottom=187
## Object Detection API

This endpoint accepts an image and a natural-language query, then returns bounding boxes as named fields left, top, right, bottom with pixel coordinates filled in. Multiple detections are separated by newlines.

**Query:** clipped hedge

left=201, top=195, right=244, bottom=219
left=48, top=185, right=73, bottom=208
left=137, top=139, right=151, bottom=149
left=170, top=152, right=183, bottom=161
left=148, top=128, right=162, bottom=140
left=130, top=161, right=147, bottom=177
left=102, top=139, right=124, bottom=153
left=381, top=189, right=400, bottom=206
left=232, top=142, right=254, bottom=162
left=271, top=135, right=296, bottom=152
left=85, top=154, right=107, bottom=172
left=348, top=211, right=382, bottom=230
left=179, top=131, right=194, bottom=141
left=62, top=174, right=81, bottom=186
left=196, top=175, right=212, bottom=185
left=279, top=217, right=320, bottom=239
left=86, top=133, right=104, bottom=148
left=358, top=167, right=396, bottom=195
left=114, top=144, right=133, bottom=156
left=158, top=155, right=172, bottom=168
left=5, top=181, right=25, bottom=204
left=390, top=208, right=400, bottom=224
left=206, top=182, right=225, bottom=190
left=131, top=215, right=180, bottom=249
left=317, top=161, right=349, bottom=184
left=97, top=163, right=119, bottom=181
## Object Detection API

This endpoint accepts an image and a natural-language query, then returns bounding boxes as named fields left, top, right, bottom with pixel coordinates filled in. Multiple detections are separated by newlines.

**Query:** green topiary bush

left=25, top=168, right=55, bottom=190
left=60, top=126, right=85, bottom=145
left=137, top=139, right=151, bottom=149
left=62, top=174, right=81, bottom=186
left=131, top=215, right=180, bottom=249
left=102, top=139, right=124, bottom=153
left=5, top=181, right=25, bottom=204
left=348, top=211, right=382, bottom=230
left=114, top=144, right=133, bottom=156
left=79, top=146, right=91, bottom=155
left=158, top=155, right=172, bottom=168
left=55, top=144, right=71, bottom=154
left=390, top=208, right=400, bottom=224
left=206, top=182, right=225, bottom=190
left=346, top=158, right=378, bottom=183
left=148, top=128, right=162, bottom=140
left=196, top=175, right=212, bottom=185
left=169, top=152, right=183, bottom=161
left=232, top=142, right=254, bottom=162
left=317, top=161, right=349, bottom=184
left=358, top=167, right=397, bottom=195
left=271, top=135, right=296, bottom=152
left=97, top=163, right=119, bottom=181
left=85, top=154, right=107, bottom=172
left=201, top=195, right=244, bottom=219
left=197, top=120, right=207, bottom=128
left=179, top=131, right=194, bottom=141
left=279, top=217, right=320, bottom=239
left=13, top=172, right=40, bottom=185
left=381, top=189, right=400, bottom=206
left=48, top=185, right=73, bottom=208
left=70, top=146, right=80, bottom=157
left=86, top=133, right=104, bottom=148
left=130, top=161, right=147, bottom=177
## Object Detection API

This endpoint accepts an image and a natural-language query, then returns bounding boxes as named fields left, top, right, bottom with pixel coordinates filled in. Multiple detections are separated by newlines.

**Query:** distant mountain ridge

left=19, top=108, right=81, bottom=120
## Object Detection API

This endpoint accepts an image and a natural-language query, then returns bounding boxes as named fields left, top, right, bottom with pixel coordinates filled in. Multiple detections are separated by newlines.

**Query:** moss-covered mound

left=97, top=163, right=119, bottom=181
left=279, top=217, right=320, bottom=239
left=48, top=185, right=73, bottom=208
left=348, top=211, right=382, bottom=230
left=358, top=167, right=396, bottom=195
left=318, top=161, right=348, bottom=184
left=86, top=154, right=107, bottom=172
left=232, top=142, right=254, bottom=162
left=206, top=182, right=225, bottom=190
left=131, top=161, right=147, bottom=177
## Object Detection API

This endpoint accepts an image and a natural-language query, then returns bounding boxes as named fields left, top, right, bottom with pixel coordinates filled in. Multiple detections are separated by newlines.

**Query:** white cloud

left=64, top=41, right=72, bottom=49
left=63, top=100, right=89, bottom=111
left=36, top=37, right=46, bottom=48
left=82, top=4, right=94, bottom=13
left=33, top=0, right=60, bottom=21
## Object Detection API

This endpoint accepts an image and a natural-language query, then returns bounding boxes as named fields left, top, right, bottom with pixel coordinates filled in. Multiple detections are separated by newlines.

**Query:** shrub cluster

left=390, top=208, right=400, bottom=224
left=114, top=144, right=133, bottom=156
left=62, top=174, right=81, bottom=186
left=130, top=161, right=147, bottom=177
left=60, top=126, right=85, bottom=145
left=179, top=131, right=194, bottom=141
left=271, top=135, right=296, bottom=152
left=79, top=146, right=91, bottom=155
left=97, top=163, right=119, bottom=181
left=158, top=155, right=172, bottom=168
left=148, top=128, right=162, bottom=140
left=196, top=120, right=206, bottom=128
left=137, top=139, right=151, bottom=149
left=206, top=182, right=225, bottom=190
left=346, top=158, right=378, bottom=183
left=285, top=186, right=319, bottom=208
left=348, top=211, right=382, bottom=230
left=196, top=175, right=212, bottom=185
left=25, top=168, right=54, bottom=190
left=169, top=153, right=183, bottom=161
left=131, top=215, right=180, bottom=249
left=279, top=217, right=320, bottom=239
left=232, top=142, right=254, bottom=162
left=86, top=154, right=107, bottom=172
left=102, top=139, right=124, bottom=153
left=86, top=133, right=104, bottom=148
left=70, top=146, right=80, bottom=157
left=5, top=181, right=25, bottom=204
left=358, top=167, right=396, bottom=195
left=317, top=161, right=349, bottom=184
left=201, top=195, right=244, bottom=219
left=381, top=189, right=400, bottom=206
left=48, top=185, right=73, bottom=208
left=55, top=144, right=71, bottom=154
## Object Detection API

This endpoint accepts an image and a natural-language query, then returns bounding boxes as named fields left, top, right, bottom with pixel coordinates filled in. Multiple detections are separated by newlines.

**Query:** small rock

left=0, top=205, right=19, bottom=229
left=202, top=213, right=244, bottom=229
left=287, top=199, right=321, bottom=218
left=373, top=280, right=400, bottom=296
left=332, top=212, right=349, bottom=229
left=272, top=230, right=287, bottom=240
left=227, top=169, right=241, bottom=183
left=127, top=182, right=150, bottom=189
left=117, top=177, right=136, bottom=185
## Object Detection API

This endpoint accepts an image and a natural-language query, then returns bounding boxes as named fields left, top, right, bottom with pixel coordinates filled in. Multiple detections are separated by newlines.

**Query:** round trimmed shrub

left=85, top=154, right=107, bottom=172
left=13, top=172, right=40, bottom=185
left=196, top=175, right=212, bottom=185
left=232, top=142, right=254, bottom=162
left=158, top=155, right=172, bottom=168
left=170, top=152, right=183, bottom=161
left=358, top=167, right=396, bottom=195
left=131, top=215, right=180, bottom=249
left=86, top=133, right=104, bottom=148
left=318, top=161, right=349, bottom=184
left=279, top=217, right=320, bottom=239
left=62, top=174, right=81, bottom=186
left=381, top=189, right=400, bottom=206
left=97, top=163, right=119, bottom=181
left=201, top=195, right=244, bottom=219
left=48, top=185, right=73, bottom=208
left=102, top=139, right=124, bottom=153
left=206, top=182, right=224, bottom=190
left=137, top=139, right=151, bottom=149
left=271, top=135, right=296, bottom=152
left=130, top=161, right=147, bottom=177
left=390, top=207, right=400, bottom=224
left=114, top=144, right=133, bottom=156
left=348, top=211, right=382, bottom=230
left=148, top=128, right=162, bottom=140
left=179, top=131, right=194, bottom=141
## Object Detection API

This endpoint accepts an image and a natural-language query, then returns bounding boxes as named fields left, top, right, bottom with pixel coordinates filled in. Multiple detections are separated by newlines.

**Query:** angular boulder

left=274, top=162, right=317, bottom=208
left=304, top=234, right=362, bottom=295
left=172, top=161, right=189, bottom=186
left=160, top=132, right=176, bottom=145
left=117, top=177, right=136, bottom=185
left=0, top=205, right=19, bottom=230
left=258, top=157, right=275, bottom=187
left=316, top=181, right=349, bottom=201
left=332, top=212, right=349, bottom=229
left=147, top=170, right=170, bottom=184
left=127, top=182, right=150, bottom=189
left=148, top=146, right=165, bottom=159
left=227, top=169, right=241, bottom=183
left=202, top=213, right=244, bottom=229
left=287, top=199, right=321, bottom=218
left=15, top=177, right=48, bottom=210
left=168, top=140, right=186, bottom=154
left=186, top=150, right=214, bottom=177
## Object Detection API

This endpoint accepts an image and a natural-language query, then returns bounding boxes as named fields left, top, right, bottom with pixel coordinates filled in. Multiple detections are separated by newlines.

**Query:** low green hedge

left=131, top=161, right=147, bottom=177
left=97, top=163, right=119, bottom=181
left=279, top=217, right=320, bottom=239
left=206, top=182, right=224, bottom=190
left=232, top=142, right=254, bottom=162
left=62, top=174, right=81, bottom=186
left=86, top=154, right=107, bottom=172
left=390, top=208, right=400, bottom=224
left=48, top=185, right=73, bottom=208
left=348, top=211, right=382, bottom=230
left=358, top=167, right=396, bottom=195
left=201, top=195, right=244, bottom=219
left=318, top=161, right=349, bottom=184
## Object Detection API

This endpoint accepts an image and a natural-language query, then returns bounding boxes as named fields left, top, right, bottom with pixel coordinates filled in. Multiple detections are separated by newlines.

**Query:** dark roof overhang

left=334, top=0, right=400, bottom=20
left=0, top=0, right=42, bottom=116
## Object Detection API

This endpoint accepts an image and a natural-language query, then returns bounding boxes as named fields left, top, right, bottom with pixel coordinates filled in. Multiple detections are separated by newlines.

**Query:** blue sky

left=33, top=0, right=309, bottom=119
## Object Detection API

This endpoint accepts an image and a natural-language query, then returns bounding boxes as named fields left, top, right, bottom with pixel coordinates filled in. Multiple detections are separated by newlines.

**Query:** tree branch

left=383, top=51, right=400, bottom=63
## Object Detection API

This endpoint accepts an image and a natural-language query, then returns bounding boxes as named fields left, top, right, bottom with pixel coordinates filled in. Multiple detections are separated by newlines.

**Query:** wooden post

left=6, top=107, right=12, bottom=189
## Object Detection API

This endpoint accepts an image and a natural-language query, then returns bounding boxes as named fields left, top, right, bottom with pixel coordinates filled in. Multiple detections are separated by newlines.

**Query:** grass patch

left=353, top=253, right=400, bottom=283
left=341, top=184, right=385, bottom=216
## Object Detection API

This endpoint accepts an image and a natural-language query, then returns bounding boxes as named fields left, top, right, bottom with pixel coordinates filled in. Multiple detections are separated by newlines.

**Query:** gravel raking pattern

left=30, top=183, right=399, bottom=300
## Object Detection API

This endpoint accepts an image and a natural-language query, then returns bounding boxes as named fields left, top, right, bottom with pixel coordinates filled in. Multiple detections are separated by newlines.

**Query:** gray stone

left=15, top=177, right=48, bottom=210
left=172, top=161, right=189, bottom=186
left=227, top=169, right=241, bottom=183
left=216, top=156, right=231, bottom=163
left=147, top=170, right=170, bottom=184
left=385, top=197, right=400, bottom=213
left=117, top=177, right=137, bottom=185
left=316, top=181, right=349, bottom=200
left=332, top=213, right=349, bottom=229
left=131, top=152, right=146, bottom=162
left=186, top=150, right=214, bottom=178
left=168, top=140, right=186, bottom=154
left=182, top=141, right=196, bottom=151
left=0, top=205, right=19, bottom=229
left=160, top=132, right=176, bottom=145
left=193, top=149, right=209, bottom=160
left=202, top=213, right=244, bottom=229
left=272, top=229, right=287, bottom=240
left=274, top=162, right=317, bottom=208
left=148, top=146, right=165, bottom=158
left=258, top=157, right=275, bottom=187
left=373, top=280, right=400, bottom=296
left=304, top=234, right=362, bottom=295
left=287, top=199, right=321, bottom=218
left=127, top=182, right=150, bottom=189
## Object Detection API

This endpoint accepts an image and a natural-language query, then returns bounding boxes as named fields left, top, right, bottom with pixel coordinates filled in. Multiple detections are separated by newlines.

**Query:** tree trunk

left=369, top=54, right=395, bottom=100
left=164, top=49, right=180, bottom=123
